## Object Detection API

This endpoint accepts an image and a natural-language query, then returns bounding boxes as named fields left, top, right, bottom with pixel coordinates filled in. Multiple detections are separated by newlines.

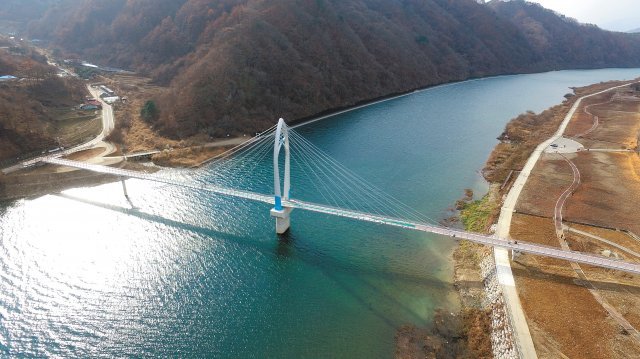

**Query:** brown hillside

left=23, top=0, right=640, bottom=138
left=0, top=49, right=87, bottom=164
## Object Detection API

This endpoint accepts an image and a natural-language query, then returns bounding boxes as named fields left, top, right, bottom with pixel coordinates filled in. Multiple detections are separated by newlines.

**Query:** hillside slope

left=0, top=48, right=87, bottom=163
left=28, top=0, right=640, bottom=138
left=489, top=0, right=640, bottom=69
left=0, top=0, right=68, bottom=33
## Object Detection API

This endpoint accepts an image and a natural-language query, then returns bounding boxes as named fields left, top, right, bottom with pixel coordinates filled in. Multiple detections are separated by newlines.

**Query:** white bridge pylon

left=270, top=118, right=293, bottom=234
left=40, top=130, right=640, bottom=275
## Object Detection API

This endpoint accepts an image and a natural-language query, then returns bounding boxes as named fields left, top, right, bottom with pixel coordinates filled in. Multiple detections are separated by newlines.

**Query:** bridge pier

left=511, top=249, right=521, bottom=261
left=120, top=177, right=130, bottom=200
left=271, top=207, right=292, bottom=234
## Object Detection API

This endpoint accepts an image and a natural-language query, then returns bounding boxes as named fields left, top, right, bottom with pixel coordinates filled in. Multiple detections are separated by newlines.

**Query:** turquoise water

left=1, top=69, right=639, bottom=357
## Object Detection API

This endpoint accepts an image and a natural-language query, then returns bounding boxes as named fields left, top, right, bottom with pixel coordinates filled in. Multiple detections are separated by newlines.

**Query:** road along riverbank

left=505, top=79, right=640, bottom=358
left=451, top=78, right=640, bottom=359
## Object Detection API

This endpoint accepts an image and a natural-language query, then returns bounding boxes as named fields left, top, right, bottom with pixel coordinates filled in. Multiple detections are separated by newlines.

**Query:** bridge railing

left=41, top=157, right=640, bottom=276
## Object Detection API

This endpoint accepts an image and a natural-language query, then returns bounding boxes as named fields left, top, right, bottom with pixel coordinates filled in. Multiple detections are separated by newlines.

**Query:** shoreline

left=290, top=67, right=640, bottom=130
left=2, top=70, right=640, bottom=355
left=449, top=78, right=640, bottom=358
left=492, top=79, right=640, bottom=358
left=21, top=67, right=636, bottom=172
left=173, top=67, right=640, bottom=171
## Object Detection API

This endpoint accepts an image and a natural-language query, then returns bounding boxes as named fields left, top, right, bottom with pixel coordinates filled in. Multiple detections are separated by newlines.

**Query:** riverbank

left=393, top=185, right=501, bottom=358
left=100, top=70, right=634, bottom=169
left=2, top=62, right=451, bottom=189
left=504, top=80, right=640, bottom=358
left=448, top=78, right=640, bottom=358
left=4, top=68, right=640, bottom=357
left=62, top=68, right=640, bottom=171
left=413, top=82, right=587, bottom=359
left=0, top=158, right=157, bottom=202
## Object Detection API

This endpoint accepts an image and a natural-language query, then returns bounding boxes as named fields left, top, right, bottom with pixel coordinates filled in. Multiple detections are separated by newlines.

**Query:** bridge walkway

left=43, top=157, right=640, bottom=276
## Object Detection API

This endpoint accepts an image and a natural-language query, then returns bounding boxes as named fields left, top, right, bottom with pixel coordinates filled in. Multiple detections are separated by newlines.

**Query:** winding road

left=553, top=154, right=580, bottom=237
left=1, top=85, right=115, bottom=174
left=494, top=81, right=640, bottom=358
left=565, top=225, right=640, bottom=259
left=552, top=157, right=640, bottom=341
left=573, top=95, right=613, bottom=138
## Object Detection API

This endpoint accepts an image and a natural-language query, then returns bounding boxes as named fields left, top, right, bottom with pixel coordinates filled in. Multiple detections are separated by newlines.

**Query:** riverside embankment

left=504, top=80, right=640, bottom=357
left=453, top=78, right=640, bottom=359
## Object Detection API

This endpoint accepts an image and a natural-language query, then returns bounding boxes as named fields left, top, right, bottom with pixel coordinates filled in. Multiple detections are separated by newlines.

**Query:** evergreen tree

left=141, top=100, right=159, bottom=122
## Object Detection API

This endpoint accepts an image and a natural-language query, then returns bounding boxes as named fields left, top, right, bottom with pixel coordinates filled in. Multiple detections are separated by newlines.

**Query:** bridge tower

left=270, top=118, right=293, bottom=234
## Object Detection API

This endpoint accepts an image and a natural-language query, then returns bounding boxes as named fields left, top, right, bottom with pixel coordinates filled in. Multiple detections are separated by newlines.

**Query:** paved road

left=494, top=81, right=639, bottom=359
left=544, top=137, right=584, bottom=154
left=203, top=137, right=247, bottom=148
left=1, top=85, right=115, bottom=174
left=88, top=85, right=114, bottom=139
left=585, top=148, right=634, bottom=152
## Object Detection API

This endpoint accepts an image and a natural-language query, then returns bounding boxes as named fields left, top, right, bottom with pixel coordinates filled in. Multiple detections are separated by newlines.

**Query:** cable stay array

left=286, top=128, right=441, bottom=227
left=182, top=122, right=441, bottom=228
left=190, top=124, right=278, bottom=194
left=40, top=118, right=640, bottom=276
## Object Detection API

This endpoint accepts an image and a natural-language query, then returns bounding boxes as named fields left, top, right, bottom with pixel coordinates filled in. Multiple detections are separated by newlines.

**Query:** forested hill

left=0, top=49, right=86, bottom=161
left=489, top=1, right=640, bottom=69
left=0, top=0, right=67, bottom=32
left=26, top=0, right=640, bottom=138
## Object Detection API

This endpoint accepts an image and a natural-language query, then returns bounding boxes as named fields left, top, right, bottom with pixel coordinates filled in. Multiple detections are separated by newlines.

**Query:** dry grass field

left=505, top=84, right=640, bottom=358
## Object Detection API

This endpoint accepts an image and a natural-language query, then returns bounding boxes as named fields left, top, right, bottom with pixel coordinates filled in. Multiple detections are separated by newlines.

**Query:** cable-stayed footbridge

left=42, top=119, right=640, bottom=275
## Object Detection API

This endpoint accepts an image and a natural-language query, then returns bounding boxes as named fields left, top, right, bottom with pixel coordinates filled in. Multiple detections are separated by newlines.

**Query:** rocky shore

left=450, top=183, right=518, bottom=359
left=479, top=254, right=518, bottom=359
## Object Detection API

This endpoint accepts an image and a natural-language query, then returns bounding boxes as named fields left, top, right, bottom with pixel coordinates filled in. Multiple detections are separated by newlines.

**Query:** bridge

left=123, top=150, right=161, bottom=160
left=42, top=119, right=640, bottom=276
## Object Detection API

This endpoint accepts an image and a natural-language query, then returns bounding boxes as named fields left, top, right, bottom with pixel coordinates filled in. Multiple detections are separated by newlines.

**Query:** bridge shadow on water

left=53, top=192, right=640, bottom=329
left=56, top=193, right=447, bottom=327
left=276, top=233, right=432, bottom=327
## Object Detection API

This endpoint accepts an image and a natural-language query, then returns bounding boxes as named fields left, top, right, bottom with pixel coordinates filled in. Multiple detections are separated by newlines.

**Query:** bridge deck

left=44, top=157, right=640, bottom=276
left=45, top=157, right=274, bottom=204
left=123, top=150, right=161, bottom=159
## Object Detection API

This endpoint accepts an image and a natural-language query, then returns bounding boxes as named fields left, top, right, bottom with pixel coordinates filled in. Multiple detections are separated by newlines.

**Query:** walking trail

left=494, top=81, right=637, bottom=358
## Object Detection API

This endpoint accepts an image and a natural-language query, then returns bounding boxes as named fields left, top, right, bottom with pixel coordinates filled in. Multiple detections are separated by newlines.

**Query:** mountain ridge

left=23, top=0, right=640, bottom=138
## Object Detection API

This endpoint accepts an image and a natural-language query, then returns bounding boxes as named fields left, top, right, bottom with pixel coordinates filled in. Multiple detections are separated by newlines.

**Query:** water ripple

left=2, top=68, right=639, bottom=357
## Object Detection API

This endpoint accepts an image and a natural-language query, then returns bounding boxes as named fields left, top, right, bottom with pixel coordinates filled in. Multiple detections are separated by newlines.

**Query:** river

left=1, top=68, right=639, bottom=357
